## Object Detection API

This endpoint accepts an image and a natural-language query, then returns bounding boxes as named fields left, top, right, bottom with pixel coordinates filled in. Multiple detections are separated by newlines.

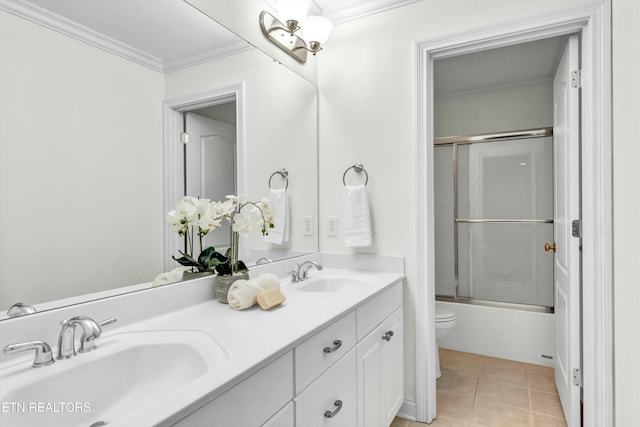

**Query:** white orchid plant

left=167, top=194, right=274, bottom=275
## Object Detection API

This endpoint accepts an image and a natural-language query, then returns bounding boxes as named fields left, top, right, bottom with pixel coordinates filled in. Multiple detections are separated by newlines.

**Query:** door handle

left=544, top=242, right=556, bottom=253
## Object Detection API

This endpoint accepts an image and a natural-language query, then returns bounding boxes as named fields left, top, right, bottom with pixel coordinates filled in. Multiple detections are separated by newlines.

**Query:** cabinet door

left=356, top=323, right=384, bottom=427
left=357, top=307, right=404, bottom=427
left=295, top=348, right=357, bottom=427
left=381, top=307, right=404, bottom=426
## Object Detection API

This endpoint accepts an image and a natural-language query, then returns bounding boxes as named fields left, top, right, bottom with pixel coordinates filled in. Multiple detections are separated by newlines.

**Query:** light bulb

left=303, top=15, right=333, bottom=52
left=275, top=0, right=311, bottom=28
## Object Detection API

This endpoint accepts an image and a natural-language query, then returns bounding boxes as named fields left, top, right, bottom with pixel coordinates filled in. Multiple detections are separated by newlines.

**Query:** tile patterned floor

left=392, top=348, right=567, bottom=427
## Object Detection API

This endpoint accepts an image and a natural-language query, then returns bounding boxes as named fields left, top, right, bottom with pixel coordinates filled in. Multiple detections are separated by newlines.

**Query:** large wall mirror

left=0, top=0, right=318, bottom=320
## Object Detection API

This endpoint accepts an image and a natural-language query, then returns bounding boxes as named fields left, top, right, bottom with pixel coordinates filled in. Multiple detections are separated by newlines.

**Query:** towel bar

left=343, top=163, right=369, bottom=186
left=268, top=169, right=289, bottom=189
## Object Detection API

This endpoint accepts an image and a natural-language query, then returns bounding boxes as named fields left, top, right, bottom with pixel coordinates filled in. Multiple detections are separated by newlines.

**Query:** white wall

left=317, top=0, right=598, bottom=404
left=0, top=10, right=165, bottom=307
left=434, top=80, right=553, bottom=137
left=612, top=0, right=640, bottom=425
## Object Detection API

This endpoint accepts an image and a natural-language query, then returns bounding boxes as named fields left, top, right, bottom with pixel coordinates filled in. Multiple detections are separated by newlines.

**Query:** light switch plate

left=302, top=216, right=314, bottom=236
left=327, top=216, right=338, bottom=236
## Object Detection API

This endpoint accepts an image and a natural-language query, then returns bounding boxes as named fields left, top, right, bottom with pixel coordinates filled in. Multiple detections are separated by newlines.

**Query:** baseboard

left=396, top=399, right=417, bottom=422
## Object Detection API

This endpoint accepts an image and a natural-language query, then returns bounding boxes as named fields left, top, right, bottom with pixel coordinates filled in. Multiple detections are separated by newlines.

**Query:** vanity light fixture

left=259, top=0, right=333, bottom=64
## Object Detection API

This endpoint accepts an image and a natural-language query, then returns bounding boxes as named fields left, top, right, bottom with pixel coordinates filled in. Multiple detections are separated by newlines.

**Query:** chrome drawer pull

left=323, top=339, right=342, bottom=353
left=382, top=330, right=394, bottom=341
left=324, top=400, right=343, bottom=418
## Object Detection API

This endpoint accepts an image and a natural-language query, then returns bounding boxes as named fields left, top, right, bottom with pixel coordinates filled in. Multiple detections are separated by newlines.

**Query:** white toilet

left=435, top=305, right=456, bottom=379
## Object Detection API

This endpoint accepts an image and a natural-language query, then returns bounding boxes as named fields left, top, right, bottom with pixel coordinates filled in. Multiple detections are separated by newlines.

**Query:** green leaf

left=172, top=252, right=205, bottom=272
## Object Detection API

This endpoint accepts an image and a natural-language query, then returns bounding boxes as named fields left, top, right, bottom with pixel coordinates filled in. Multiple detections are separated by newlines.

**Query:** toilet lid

left=435, top=306, right=456, bottom=322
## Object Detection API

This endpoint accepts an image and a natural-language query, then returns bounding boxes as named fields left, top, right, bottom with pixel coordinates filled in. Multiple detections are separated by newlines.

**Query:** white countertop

left=102, top=268, right=404, bottom=426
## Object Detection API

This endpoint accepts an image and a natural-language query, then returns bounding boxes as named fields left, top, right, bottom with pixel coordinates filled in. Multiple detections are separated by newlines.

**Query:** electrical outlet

left=302, top=216, right=314, bottom=236
left=327, top=216, right=338, bottom=236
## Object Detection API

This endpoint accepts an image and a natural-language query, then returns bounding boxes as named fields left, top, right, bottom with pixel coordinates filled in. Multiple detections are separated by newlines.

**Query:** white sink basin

left=296, top=275, right=370, bottom=292
left=0, top=329, right=227, bottom=427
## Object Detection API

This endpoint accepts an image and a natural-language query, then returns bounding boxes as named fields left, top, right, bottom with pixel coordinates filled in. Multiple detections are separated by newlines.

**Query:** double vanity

left=0, top=256, right=404, bottom=427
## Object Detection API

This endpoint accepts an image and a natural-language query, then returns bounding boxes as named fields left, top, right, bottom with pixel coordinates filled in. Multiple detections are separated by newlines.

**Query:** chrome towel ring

left=269, top=169, right=289, bottom=189
left=342, top=163, right=368, bottom=186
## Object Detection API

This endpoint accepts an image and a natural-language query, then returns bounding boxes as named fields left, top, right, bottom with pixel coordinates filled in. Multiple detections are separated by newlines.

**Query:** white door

left=552, top=34, right=581, bottom=426
left=185, top=112, right=236, bottom=248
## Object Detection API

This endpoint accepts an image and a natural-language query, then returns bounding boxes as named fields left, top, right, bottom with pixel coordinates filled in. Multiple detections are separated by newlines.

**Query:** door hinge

left=571, top=69, right=582, bottom=89
left=572, top=219, right=582, bottom=238
left=180, top=132, right=190, bottom=144
left=573, top=368, right=583, bottom=387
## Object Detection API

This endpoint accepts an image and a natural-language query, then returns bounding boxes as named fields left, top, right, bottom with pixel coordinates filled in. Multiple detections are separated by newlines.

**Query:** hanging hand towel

left=344, top=184, right=373, bottom=247
left=264, top=188, right=289, bottom=244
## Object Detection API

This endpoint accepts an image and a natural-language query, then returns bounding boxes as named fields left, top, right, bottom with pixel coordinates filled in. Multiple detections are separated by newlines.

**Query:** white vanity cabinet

left=263, top=402, right=295, bottom=427
left=295, top=348, right=357, bottom=426
left=356, top=283, right=404, bottom=427
left=172, top=351, right=294, bottom=427
left=172, top=279, right=403, bottom=427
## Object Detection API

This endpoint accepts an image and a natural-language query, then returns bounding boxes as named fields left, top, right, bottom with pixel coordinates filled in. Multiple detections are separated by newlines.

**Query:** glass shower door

left=434, top=134, right=554, bottom=309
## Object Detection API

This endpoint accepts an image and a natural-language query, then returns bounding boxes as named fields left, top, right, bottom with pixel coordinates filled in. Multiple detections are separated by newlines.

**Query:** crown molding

left=0, top=0, right=164, bottom=71
left=319, top=0, right=422, bottom=24
left=163, top=39, right=254, bottom=73
left=0, top=0, right=251, bottom=73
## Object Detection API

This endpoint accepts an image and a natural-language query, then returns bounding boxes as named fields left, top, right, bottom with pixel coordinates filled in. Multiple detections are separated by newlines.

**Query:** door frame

left=414, top=3, right=612, bottom=425
left=162, top=84, right=245, bottom=272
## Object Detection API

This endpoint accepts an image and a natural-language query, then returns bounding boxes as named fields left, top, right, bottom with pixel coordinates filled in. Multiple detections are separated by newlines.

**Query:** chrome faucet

left=7, top=302, right=37, bottom=318
left=3, top=340, right=55, bottom=367
left=255, top=257, right=273, bottom=265
left=57, top=316, right=117, bottom=359
left=296, top=260, right=324, bottom=281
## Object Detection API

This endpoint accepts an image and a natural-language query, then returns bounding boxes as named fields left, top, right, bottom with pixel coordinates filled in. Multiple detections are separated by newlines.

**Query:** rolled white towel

left=152, top=267, right=192, bottom=287
left=256, top=273, right=281, bottom=290
left=228, top=279, right=263, bottom=310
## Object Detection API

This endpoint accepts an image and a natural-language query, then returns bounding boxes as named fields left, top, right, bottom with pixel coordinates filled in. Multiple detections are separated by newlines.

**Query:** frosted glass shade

left=275, top=0, right=311, bottom=24
left=303, top=15, right=333, bottom=44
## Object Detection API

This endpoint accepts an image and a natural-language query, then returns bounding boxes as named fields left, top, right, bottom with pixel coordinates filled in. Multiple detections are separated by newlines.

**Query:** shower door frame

left=434, top=127, right=555, bottom=312
left=413, top=2, right=612, bottom=426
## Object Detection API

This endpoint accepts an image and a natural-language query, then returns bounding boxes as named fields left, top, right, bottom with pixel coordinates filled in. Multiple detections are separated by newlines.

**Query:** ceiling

left=434, top=36, right=568, bottom=97
left=0, top=0, right=420, bottom=73
left=0, top=0, right=567, bottom=86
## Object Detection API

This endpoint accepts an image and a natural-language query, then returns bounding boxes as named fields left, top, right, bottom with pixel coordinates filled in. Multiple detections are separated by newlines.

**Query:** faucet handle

left=4, top=340, right=55, bottom=368
left=98, top=317, right=117, bottom=328
left=287, top=270, right=299, bottom=283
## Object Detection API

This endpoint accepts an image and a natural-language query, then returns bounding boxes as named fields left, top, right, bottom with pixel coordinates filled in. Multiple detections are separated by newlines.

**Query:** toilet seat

left=435, top=306, right=456, bottom=323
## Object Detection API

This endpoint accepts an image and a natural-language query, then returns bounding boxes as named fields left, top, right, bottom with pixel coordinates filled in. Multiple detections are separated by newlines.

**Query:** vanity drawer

left=173, top=351, right=293, bottom=427
left=262, top=402, right=294, bottom=427
left=356, top=281, right=402, bottom=341
left=294, top=347, right=357, bottom=427
left=295, top=311, right=356, bottom=393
